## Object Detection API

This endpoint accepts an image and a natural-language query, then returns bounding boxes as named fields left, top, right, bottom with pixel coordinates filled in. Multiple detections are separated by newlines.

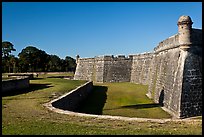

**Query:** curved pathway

left=43, top=82, right=201, bottom=123
left=43, top=102, right=201, bottom=123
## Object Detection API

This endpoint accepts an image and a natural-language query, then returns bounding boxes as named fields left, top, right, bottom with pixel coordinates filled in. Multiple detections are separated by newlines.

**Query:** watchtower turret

left=76, top=55, right=80, bottom=64
left=177, top=15, right=193, bottom=50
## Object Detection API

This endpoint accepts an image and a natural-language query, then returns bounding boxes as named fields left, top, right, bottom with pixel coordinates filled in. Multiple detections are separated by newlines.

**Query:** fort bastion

left=74, top=15, right=202, bottom=118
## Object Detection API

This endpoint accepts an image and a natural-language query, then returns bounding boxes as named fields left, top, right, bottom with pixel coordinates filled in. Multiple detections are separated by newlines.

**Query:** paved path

left=43, top=99, right=201, bottom=123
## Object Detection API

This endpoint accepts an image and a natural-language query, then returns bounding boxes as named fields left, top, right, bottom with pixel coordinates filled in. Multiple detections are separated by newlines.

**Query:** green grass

left=2, top=72, right=74, bottom=79
left=2, top=77, right=17, bottom=80
left=37, top=72, right=74, bottom=78
left=103, top=82, right=170, bottom=118
left=77, top=82, right=171, bottom=118
left=2, top=76, right=202, bottom=135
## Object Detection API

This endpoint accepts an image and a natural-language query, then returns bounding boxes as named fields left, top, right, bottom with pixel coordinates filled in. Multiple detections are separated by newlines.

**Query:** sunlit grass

left=2, top=76, right=202, bottom=135
left=78, top=82, right=171, bottom=118
left=37, top=72, right=74, bottom=78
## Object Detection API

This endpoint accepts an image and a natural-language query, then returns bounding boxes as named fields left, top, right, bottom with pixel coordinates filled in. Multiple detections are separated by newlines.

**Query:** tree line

left=2, top=41, right=77, bottom=73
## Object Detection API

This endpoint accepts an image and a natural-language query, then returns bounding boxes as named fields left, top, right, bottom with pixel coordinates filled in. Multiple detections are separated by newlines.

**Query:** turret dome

left=177, top=15, right=193, bottom=25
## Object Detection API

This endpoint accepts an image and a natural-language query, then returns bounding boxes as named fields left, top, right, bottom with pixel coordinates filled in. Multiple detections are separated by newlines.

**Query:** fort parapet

left=74, top=15, right=202, bottom=118
left=154, top=34, right=180, bottom=53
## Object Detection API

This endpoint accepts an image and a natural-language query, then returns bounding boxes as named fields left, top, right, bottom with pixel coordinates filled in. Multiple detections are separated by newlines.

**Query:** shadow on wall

left=75, top=85, right=108, bottom=115
left=159, top=89, right=164, bottom=107
left=2, top=83, right=53, bottom=97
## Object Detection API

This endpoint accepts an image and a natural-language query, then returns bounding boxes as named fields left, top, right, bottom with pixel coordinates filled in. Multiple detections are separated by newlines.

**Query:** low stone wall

left=51, top=81, right=93, bottom=111
left=2, top=77, right=30, bottom=93
left=8, top=73, right=34, bottom=79
left=47, top=75, right=73, bottom=79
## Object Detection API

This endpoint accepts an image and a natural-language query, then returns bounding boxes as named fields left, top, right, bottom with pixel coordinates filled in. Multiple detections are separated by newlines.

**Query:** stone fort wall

left=147, top=28, right=202, bottom=118
left=74, top=16, right=202, bottom=118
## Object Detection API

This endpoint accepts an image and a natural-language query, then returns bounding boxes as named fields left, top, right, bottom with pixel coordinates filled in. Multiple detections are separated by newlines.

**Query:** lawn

left=77, top=82, right=172, bottom=118
left=2, top=75, right=202, bottom=135
left=37, top=72, right=74, bottom=78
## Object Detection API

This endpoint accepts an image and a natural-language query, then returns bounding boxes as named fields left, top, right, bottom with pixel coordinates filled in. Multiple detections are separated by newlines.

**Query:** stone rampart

left=180, top=46, right=202, bottom=118
left=52, top=81, right=93, bottom=111
left=73, top=15, right=202, bottom=118
left=2, top=77, right=30, bottom=93
left=147, top=47, right=185, bottom=118
left=154, top=34, right=179, bottom=53
left=130, top=52, right=153, bottom=85
left=103, top=55, right=133, bottom=82
left=74, top=58, right=95, bottom=81
left=74, top=55, right=133, bottom=83
left=146, top=32, right=202, bottom=118
left=191, top=29, right=202, bottom=45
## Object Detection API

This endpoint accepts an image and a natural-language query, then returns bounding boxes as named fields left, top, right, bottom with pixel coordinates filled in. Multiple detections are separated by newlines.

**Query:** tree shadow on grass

left=75, top=85, right=108, bottom=115
left=2, top=83, right=53, bottom=97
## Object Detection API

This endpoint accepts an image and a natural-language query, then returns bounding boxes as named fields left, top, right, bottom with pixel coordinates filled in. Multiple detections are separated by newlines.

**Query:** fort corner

left=74, top=15, right=202, bottom=119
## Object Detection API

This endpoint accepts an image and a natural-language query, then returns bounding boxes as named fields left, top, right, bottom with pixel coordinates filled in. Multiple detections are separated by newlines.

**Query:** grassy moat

left=77, top=82, right=171, bottom=119
left=2, top=74, right=202, bottom=135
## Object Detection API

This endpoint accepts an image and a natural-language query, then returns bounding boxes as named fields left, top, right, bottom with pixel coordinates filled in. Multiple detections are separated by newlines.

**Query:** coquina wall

left=51, top=81, right=93, bottom=111
left=146, top=20, right=202, bottom=118
left=103, top=55, right=133, bottom=82
left=2, top=77, right=30, bottom=93
left=130, top=52, right=153, bottom=85
left=74, top=15, right=202, bottom=118
left=74, top=55, right=134, bottom=83
left=74, top=57, right=105, bottom=82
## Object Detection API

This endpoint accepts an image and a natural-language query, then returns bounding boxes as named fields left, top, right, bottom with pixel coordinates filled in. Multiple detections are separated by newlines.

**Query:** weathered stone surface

left=2, top=77, right=30, bottom=93
left=131, top=52, right=153, bottom=85
left=180, top=47, right=202, bottom=118
left=52, top=81, right=93, bottom=111
left=73, top=15, right=202, bottom=119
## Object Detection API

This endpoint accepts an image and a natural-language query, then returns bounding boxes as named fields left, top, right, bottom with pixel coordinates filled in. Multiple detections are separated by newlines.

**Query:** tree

left=2, top=41, right=16, bottom=58
left=3, top=43, right=77, bottom=73
left=2, top=41, right=17, bottom=73
left=18, top=46, right=49, bottom=72
left=64, top=56, right=76, bottom=72
left=47, top=55, right=61, bottom=72
left=7, top=55, right=19, bottom=73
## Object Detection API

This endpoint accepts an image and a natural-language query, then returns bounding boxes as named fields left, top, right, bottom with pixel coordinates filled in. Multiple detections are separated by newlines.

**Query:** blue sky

left=2, top=2, right=202, bottom=59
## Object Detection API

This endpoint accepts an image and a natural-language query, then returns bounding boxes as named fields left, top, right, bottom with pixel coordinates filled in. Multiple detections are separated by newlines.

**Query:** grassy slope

left=2, top=77, right=202, bottom=135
